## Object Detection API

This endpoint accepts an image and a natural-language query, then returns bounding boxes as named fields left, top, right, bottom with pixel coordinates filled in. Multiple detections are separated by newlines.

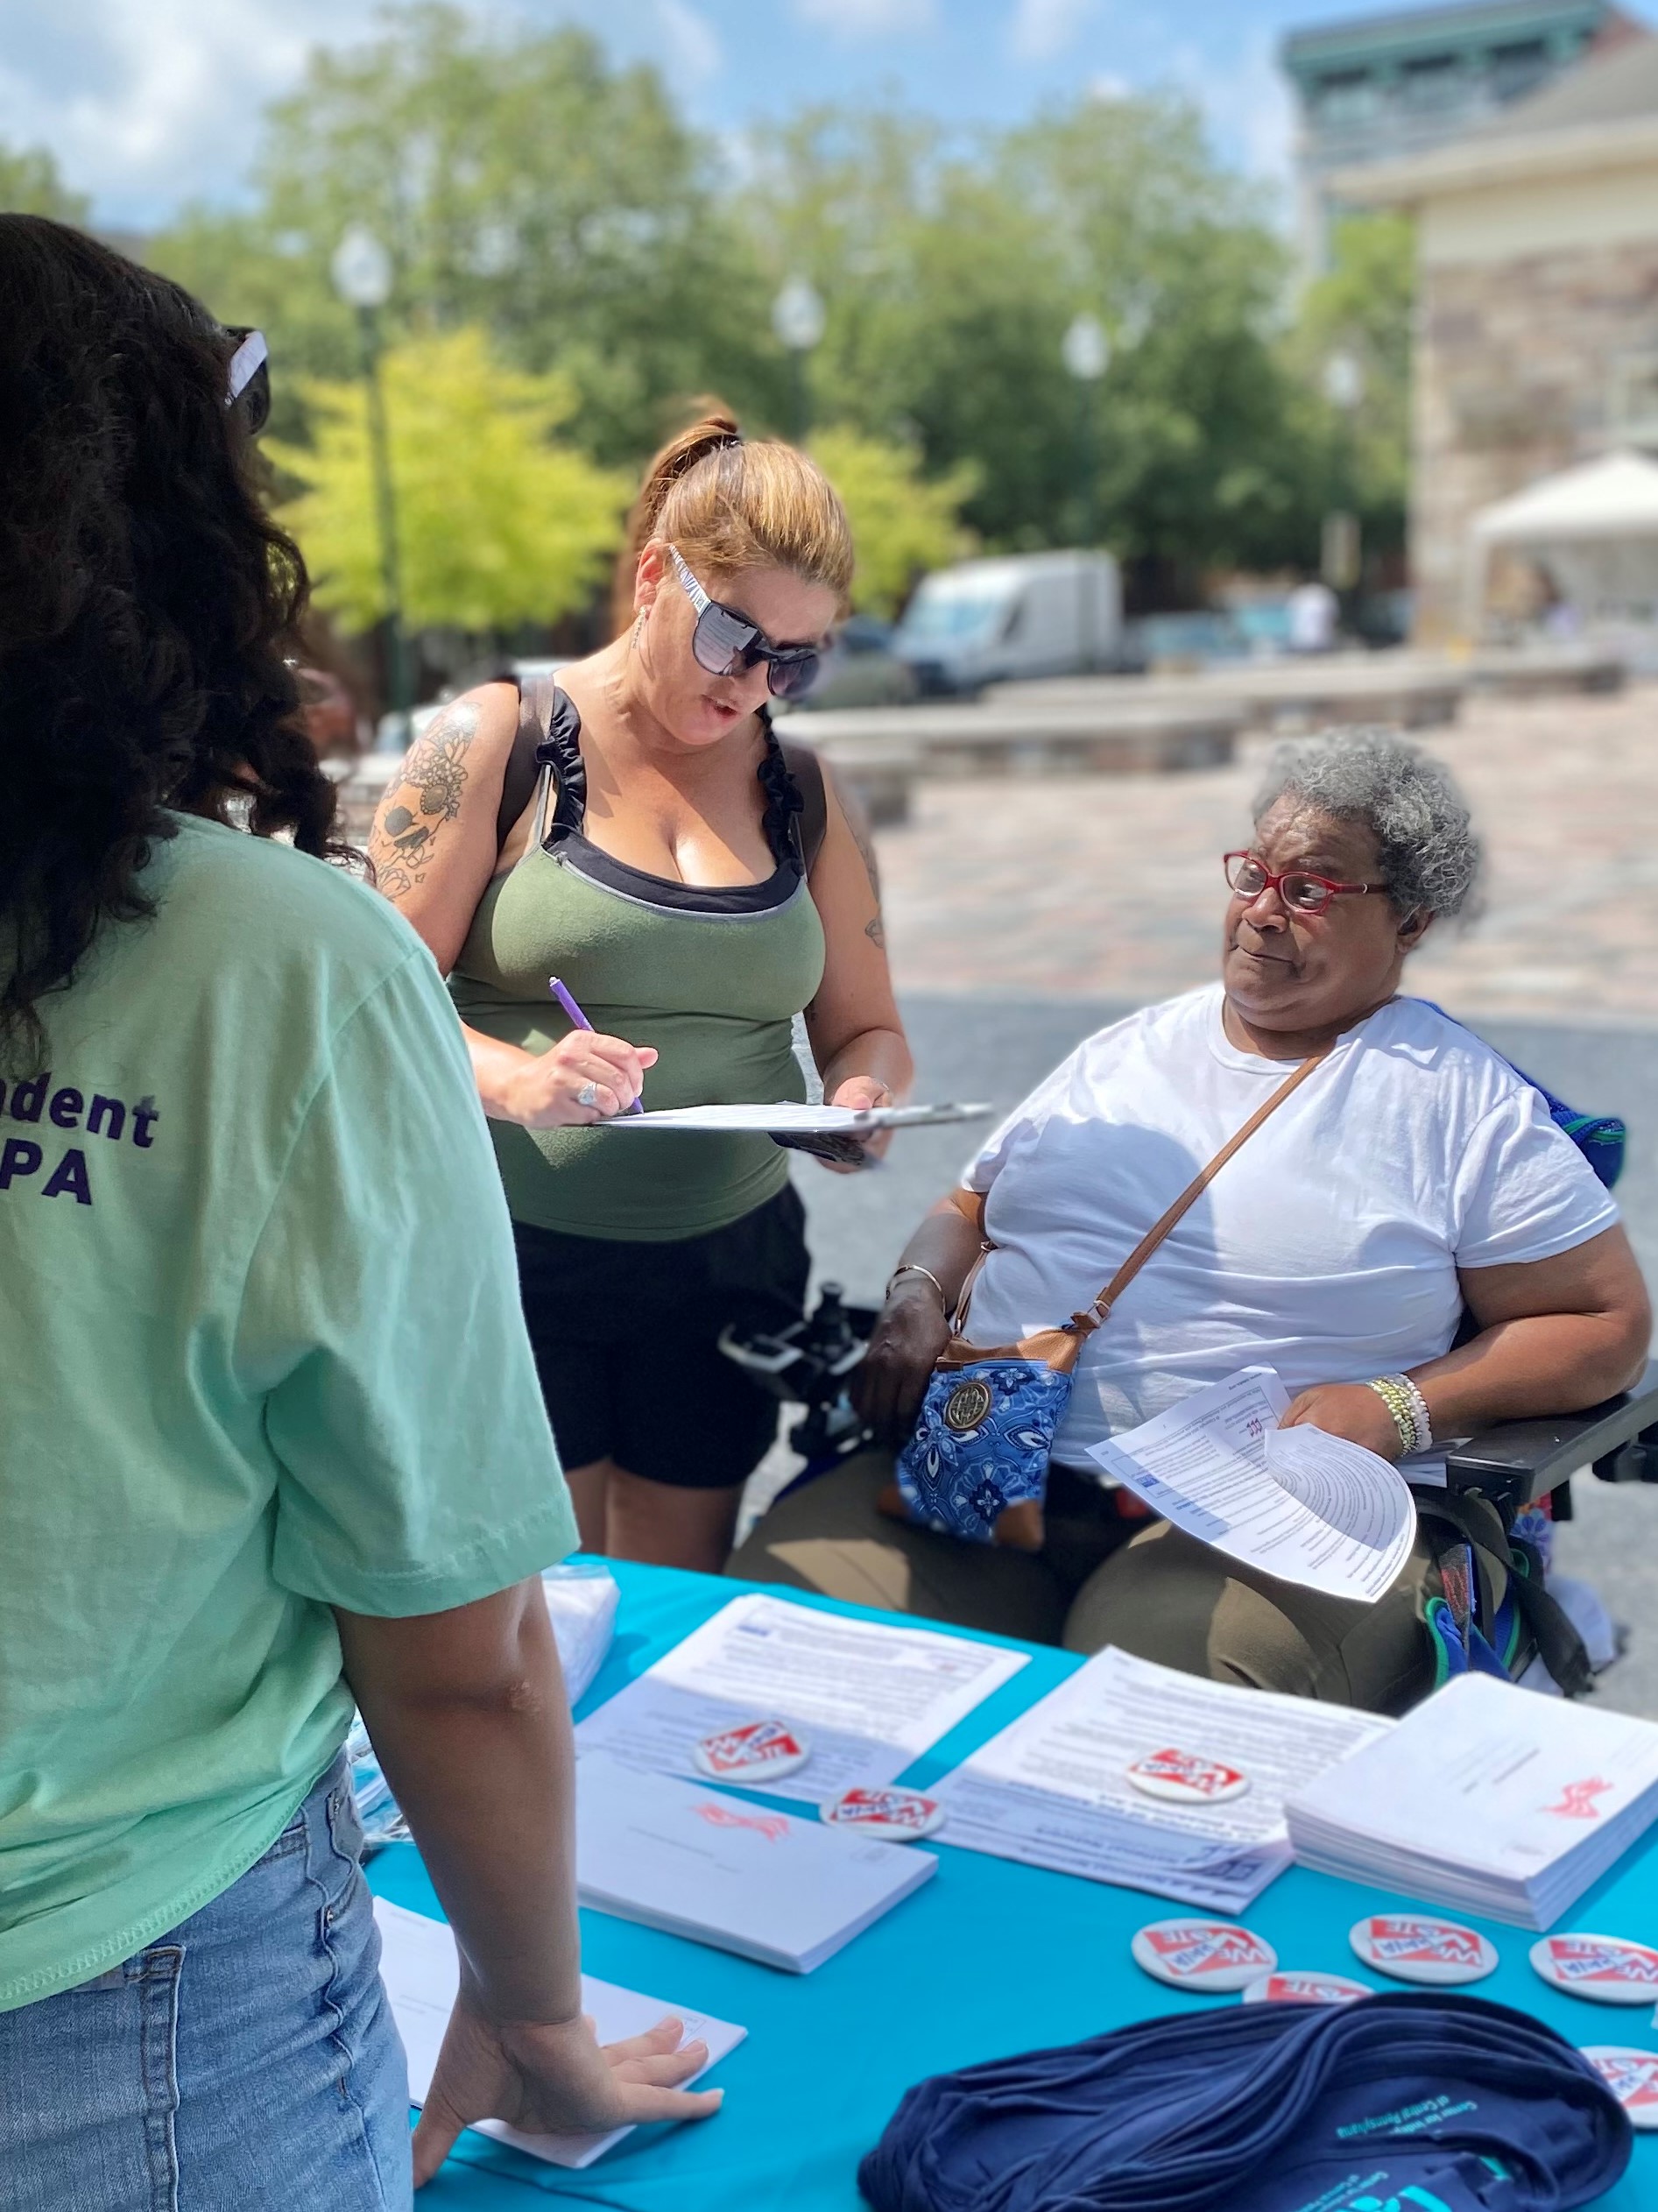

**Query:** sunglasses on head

left=667, top=545, right=821, bottom=702
left=223, top=328, right=271, bottom=435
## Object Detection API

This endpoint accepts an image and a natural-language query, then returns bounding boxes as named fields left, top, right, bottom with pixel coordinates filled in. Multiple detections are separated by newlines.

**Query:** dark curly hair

left=0, top=215, right=346, bottom=1071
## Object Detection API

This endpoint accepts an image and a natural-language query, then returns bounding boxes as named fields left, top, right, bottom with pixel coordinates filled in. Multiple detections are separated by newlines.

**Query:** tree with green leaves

left=809, top=428, right=977, bottom=617
left=0, top=144, right=89, bottom=223
left=150, top=5, right=787, bottom=461
left=269, top=326, right=631, bottom=636
left=1287, top=211, right=1415, bottom=563
left=737, top=95, right=1331, bottom=595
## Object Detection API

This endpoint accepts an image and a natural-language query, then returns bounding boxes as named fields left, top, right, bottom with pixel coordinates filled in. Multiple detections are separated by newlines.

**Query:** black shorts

left=512, top=1185, right=811, bottom=1490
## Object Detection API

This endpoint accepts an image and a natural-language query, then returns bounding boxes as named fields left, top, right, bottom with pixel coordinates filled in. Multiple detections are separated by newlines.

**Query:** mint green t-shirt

left=0, top=816, right=576, bottom=2013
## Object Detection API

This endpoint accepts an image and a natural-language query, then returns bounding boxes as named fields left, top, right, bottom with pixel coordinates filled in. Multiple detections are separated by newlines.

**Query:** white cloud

left=0, top=0, right=362, bottom=224
left=1089, top=70, right=1130, bottom=101
left=1170, top=30, right=1295, bottom=189
left=655, top=0, right=721, bottom=87
left=1008, top=0, right=1099, bottom=63
left=790, top=0, right=937, bottom=37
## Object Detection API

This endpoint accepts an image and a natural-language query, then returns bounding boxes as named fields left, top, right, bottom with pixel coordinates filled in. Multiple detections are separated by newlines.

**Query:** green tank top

left=449, top=693, right=827, bottom=1242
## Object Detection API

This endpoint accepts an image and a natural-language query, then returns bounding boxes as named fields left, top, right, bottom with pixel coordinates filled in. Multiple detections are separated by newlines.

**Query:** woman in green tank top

left=370, top=411, right=913, bottom=1572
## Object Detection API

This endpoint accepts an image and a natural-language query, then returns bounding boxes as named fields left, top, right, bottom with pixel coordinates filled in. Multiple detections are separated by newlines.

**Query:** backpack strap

left=494, top=672, right=563, bottom=852
left=773, top=732, right=829, bottom=875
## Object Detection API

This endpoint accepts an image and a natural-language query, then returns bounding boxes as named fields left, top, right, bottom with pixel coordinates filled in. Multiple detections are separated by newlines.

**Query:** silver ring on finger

left=576, top=1079, right=599, bottom=1109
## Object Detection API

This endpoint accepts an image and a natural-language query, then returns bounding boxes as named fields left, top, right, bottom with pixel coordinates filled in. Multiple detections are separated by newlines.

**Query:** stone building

left=1282, top=0, right=1634, bottom=270
left=1344, top=32, right=1658, bottom=640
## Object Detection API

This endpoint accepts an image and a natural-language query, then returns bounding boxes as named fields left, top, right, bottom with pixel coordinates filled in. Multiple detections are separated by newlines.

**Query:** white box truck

left=892, top=550, right=1126, bottom=696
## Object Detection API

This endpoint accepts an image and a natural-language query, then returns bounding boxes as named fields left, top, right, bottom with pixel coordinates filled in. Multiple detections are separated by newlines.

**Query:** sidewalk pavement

left=876, top=684, right=1658, bottom=1026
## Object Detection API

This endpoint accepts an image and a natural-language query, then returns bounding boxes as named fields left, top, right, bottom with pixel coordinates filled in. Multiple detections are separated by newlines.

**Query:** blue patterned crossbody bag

left=892, top=1053, right=1327, bottom=1550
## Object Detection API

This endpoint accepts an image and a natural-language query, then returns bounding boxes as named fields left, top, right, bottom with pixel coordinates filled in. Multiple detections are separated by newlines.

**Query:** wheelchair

left=723, top=1290, right=1658, bottom=1690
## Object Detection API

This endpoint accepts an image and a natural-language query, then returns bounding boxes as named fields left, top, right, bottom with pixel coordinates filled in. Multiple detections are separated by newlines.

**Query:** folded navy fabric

left=858, top=1992, right=1630, bottom=2212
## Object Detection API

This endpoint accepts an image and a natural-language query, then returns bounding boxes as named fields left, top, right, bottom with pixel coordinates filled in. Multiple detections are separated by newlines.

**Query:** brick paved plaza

left=876, top=683, right=1658, bottom=1025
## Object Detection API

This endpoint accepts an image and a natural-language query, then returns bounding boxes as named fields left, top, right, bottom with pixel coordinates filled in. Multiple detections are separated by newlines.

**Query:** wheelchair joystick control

left=719, top=1283, right=878, bottom=1481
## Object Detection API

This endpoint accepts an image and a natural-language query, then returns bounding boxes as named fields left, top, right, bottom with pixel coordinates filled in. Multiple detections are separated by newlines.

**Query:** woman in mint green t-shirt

left=0, top=219, right=716, bottom=2209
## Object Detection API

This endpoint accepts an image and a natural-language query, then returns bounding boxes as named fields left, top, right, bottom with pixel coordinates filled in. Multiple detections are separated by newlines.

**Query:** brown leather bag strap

left=1069, top=1049, right=1328, bottom=1340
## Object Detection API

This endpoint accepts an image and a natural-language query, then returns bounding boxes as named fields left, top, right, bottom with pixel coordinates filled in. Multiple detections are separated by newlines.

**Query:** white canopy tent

left=1467, top=449, right=1658, bottom=629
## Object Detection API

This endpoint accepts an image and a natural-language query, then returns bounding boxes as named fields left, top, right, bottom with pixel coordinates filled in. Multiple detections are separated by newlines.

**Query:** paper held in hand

left=928, top=1646, right=1393, bottom=1913
left=372, top=1898, right=746, bottom=2168
left=575, top=1592, right=1028, bottom=1804
left=591, top=1101, right=990, bottom=1135
left=1088, top=1367, right=1417, bottom=1604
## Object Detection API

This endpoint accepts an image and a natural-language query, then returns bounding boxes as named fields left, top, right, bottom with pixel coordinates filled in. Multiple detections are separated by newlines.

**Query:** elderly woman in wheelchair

left=730, top=730, right=1651, bottom=1713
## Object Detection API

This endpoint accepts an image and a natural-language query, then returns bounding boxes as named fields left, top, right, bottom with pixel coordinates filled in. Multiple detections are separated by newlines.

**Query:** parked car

left=1126, top=611, right=1255, bottom=672
left=891, top=551, right=1125, bottom=695
left=788, top=614, right=919, bottom=712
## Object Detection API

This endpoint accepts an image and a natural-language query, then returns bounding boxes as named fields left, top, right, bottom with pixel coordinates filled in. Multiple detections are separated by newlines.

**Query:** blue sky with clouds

left=5, top=0, right=1333, bottom=228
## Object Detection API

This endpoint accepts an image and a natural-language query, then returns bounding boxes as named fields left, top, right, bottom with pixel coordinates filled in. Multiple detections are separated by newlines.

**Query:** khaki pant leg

left=727, top=1449, right=1070, bottom=1645
left=1061, top=1519, right=1436, bottom=1715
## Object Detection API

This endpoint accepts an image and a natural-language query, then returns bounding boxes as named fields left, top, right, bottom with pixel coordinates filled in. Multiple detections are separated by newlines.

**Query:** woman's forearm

left=1412, top=1311, right=1648, bottom=1437
left=337, top=1586, right=583, bottom=2026
left=465, top=1024, right=541, bottom=1122
left=818, top=1024, right=914, bottom=1105
left=892, top=1193, right=988, bottom=1314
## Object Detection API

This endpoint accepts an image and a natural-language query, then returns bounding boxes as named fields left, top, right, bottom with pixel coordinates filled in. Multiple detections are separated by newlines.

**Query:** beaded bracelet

left=1366, top=1372, right=1432, bottom=1455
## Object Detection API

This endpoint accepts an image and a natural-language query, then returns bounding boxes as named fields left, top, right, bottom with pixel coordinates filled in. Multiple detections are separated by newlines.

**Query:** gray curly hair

left=1251, top=727, right=1483, bottom=920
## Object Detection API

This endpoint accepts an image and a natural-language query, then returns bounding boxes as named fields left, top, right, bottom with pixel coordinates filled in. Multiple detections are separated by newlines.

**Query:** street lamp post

left=1322, top=346, right=1365, bottom=606
left=330, top=224, right=412, bottom=744
left=773, top=276, right=826, bottom=442
left=1062, top=312, right=1111, bottom=551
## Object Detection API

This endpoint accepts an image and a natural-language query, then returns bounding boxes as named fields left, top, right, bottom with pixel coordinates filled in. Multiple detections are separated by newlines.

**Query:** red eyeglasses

left=1224, top=852, right=1376, bottom=915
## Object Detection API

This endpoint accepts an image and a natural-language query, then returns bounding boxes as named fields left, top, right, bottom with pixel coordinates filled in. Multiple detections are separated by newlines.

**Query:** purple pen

left=548, top=975, right=645, bottom=1114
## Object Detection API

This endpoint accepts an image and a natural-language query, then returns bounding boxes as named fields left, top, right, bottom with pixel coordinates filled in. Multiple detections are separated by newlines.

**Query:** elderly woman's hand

left=1279, top=1382, right=1406, bottom=1461
left=854, top=1275, right=952, bottom=1446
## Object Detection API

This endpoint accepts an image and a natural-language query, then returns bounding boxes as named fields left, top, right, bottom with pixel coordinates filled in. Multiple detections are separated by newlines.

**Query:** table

left=368, top=1560, right=1658, bottom=2209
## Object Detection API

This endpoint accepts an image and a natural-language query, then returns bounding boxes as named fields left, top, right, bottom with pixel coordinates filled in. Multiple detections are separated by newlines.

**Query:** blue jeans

left=0, top=1755, right=412, bottom=2211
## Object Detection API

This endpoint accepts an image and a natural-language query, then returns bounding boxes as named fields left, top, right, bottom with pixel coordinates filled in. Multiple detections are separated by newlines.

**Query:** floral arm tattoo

left=367, top=701, right=481, bottom=898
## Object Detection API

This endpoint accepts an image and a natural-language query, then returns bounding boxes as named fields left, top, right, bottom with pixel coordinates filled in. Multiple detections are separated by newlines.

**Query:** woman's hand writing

left=412, top=1990, right=721, bottom=2187
left=854, top=1273, right=953, bottom=1445
left=1279, top=1382, right=1407, bottom=1461
left=500, top=1033, right=658, bottom=1128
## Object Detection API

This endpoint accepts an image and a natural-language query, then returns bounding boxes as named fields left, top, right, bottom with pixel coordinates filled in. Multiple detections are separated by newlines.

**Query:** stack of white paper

left=575, top=1753, right=935, bottom=1971
left=575, top=1592, right=1027, bottom=1804
left=372, top=1898, right=745, bottom=2168
left=1285, top=1673, right=1658, bottom=1929
left=929, top=1647, right=1393, bottom=1912
left=1088, top=1367, right=1417, bottom=1605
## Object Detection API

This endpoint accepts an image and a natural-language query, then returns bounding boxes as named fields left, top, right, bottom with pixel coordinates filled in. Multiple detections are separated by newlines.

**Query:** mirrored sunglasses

left=669, top=545, right=820, bottom=702
left=224, top=328, right=271, bottom=435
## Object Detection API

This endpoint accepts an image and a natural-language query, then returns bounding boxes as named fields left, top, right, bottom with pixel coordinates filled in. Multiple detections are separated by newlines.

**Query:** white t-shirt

left=961, top=986, right=1619, bottom=1473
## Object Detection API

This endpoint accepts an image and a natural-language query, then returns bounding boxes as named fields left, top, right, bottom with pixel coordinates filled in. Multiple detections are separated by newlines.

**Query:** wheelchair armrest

left=1442, top=1360, right=1658, bottom=1518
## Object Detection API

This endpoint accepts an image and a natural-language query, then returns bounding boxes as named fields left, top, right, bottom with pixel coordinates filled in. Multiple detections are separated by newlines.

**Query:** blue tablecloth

left=369, top=1558, right=1658, bottom=2210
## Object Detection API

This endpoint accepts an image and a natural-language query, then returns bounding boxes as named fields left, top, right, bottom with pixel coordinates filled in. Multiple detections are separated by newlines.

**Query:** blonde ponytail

left=611, top=400, right=854, bottom=637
